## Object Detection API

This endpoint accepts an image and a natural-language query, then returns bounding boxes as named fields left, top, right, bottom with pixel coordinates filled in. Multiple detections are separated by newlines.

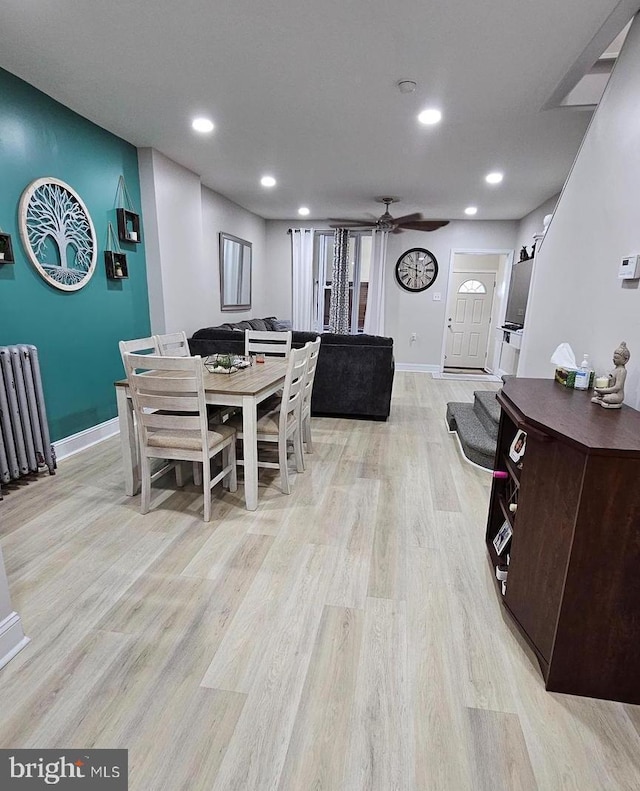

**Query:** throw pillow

left=272, top=319, right=293, bottom=331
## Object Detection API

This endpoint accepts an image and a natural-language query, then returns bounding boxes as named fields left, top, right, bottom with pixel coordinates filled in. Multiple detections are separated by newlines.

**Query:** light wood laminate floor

left=1, top=373, right=640, bottom=790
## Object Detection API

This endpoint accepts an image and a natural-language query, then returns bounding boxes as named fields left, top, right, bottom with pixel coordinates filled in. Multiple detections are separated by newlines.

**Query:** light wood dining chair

left=299, top=336, right=321, bottom=459
left=245, top=329, right=292, bottom=359
left=156, top=331, right=190, bottom=357
left=228, top=344, right=307, bottom=495
left=118, top=336, right=160, bottom=368
left=123, top=353, right=237, bottom=522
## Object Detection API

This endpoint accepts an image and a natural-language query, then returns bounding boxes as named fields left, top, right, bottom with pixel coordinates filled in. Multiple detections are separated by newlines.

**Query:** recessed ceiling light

left=298, top=206, right=310, bottom=216
left=261, top=175, right=277, bottom=187
left=192, top=117, right=214, bottom=133
left=464, top=206, right=478, bottom=216
left=417, top=108, right=442, bottom=125
left=485, top=171, right=504, bottom=184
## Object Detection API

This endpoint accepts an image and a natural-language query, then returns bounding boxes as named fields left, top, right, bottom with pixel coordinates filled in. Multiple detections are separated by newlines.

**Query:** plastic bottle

left=574, top=354, right=592, bottom=390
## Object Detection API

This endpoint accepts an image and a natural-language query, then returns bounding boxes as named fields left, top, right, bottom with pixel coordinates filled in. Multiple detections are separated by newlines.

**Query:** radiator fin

left=0, top=345, right=56, bottom=498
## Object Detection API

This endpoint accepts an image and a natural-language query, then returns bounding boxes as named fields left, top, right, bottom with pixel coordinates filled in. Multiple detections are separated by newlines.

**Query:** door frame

left=439, top=247, right=515, bottom=373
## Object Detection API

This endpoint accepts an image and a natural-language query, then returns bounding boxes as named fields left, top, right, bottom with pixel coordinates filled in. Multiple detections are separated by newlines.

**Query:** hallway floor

left=1, top=373, right=639, bottom=790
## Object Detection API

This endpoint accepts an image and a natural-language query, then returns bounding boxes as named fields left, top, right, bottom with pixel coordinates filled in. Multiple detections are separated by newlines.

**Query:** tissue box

left=555, top=367, right=577, bottom=387
left=555, top=368, right=594, bottom=388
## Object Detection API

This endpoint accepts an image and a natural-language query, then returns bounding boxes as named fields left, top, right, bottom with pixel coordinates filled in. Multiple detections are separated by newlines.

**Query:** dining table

left=114, top=357, right=288, bottom=511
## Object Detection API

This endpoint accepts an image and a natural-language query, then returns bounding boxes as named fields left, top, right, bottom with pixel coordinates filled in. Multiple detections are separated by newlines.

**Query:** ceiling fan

left=328, top=197, right=449, bottom=234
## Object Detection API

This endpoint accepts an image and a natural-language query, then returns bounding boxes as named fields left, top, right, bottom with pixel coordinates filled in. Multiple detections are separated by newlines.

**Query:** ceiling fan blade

left=327, top=217, right=373, bottom=225
left=390, top=212, right=422, bottom=224
left=396, top=220, right=450, bottom=231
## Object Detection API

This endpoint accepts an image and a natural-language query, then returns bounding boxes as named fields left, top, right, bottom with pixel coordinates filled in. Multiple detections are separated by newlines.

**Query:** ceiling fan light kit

left=328, top=197, right=449, bottom=234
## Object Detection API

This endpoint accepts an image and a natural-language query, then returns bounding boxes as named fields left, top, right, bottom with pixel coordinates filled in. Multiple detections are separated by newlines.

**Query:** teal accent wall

left=0, top=68, right=151, bottom=441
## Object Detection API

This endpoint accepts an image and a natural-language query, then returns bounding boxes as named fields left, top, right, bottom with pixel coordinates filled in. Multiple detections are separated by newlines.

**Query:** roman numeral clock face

left=395, top=248, right=439, bottom=292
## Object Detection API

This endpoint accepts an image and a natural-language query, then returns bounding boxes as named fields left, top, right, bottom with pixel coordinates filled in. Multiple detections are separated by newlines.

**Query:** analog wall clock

left=395, top=248, right=438, bottom=292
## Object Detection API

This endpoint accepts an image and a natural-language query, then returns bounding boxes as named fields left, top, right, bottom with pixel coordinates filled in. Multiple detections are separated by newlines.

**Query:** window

left=458, top=279, right=487, bottom=294
left=314, top=232, right=371, bottom=333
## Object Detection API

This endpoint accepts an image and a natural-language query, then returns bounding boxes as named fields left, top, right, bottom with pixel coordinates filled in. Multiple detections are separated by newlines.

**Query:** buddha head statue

left=614, top=341, right=630, bottom=366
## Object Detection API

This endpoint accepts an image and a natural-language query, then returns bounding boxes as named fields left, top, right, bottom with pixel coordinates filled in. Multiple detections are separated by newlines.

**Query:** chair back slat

left=119, top=337, right=160, bottom=371
left=140, top=413, right=201, bottom=432
left=134, top=390, right=200, bottom=414
left=301, top=337, right=321, bottom=414
left=132, top=374, right=199, bottom=393
left=245, top=330, right=292, bottom=358
left=156, top=331, right=190, bottom=357
left=279, top=345, right=308, bottom=433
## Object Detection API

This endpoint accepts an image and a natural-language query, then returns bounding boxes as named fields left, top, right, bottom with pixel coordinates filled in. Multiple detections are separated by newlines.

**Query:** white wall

left=201, top=187, right=268, bottom=326
left=139, top=149, right=207, bottom=334
left=514, top=194, right=559, bottom=257
left=0, top=545, right=28, bottom=669
left=385, top=221, right=516, bottom=367
left=139, top=148, right=267, bottom=335
left=519, top=15, right=640, bottom=410
left=265, top=219, right=516, bottom=367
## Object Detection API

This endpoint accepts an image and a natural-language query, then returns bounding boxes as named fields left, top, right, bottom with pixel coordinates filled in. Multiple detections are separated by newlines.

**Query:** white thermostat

left=619, top=255, right=640, bottom=279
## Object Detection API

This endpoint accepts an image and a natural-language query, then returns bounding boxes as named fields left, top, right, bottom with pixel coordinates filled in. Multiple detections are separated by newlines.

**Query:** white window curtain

left=291, top=228, right=315, bottom=331
left=363, top=229, right=388, bottom=336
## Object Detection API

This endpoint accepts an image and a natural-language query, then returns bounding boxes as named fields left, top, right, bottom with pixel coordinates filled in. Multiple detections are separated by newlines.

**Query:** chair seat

left=148, top=422, right=235, bottom=451
left=228, top=408, right=295, bottom=436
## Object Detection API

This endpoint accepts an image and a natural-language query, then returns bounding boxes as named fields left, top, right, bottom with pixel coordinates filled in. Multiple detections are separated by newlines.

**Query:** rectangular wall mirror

left=219, top=232, right=252, bottom=311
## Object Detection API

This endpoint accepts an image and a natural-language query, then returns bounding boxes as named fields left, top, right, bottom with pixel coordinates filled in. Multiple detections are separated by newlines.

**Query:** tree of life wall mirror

left=219, top=232, right=252, bottom=311
left=19, top=177, right=97, bottom=291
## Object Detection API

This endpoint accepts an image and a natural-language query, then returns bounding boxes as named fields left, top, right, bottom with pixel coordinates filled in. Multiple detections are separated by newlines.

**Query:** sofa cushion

left=248, top=318, right=269, bottom=331
left=271, top=318, right=293, bottom=331
left=319, top=332, right=393, bottom=347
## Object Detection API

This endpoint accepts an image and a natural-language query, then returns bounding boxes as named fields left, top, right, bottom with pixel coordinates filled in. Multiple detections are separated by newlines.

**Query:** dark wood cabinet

left=486, top=378, right=640, bottom=703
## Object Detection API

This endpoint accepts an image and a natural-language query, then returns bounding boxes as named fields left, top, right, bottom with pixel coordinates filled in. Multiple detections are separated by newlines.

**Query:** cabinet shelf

left=504, top=455, right=521, bottom=486
left=105, top=250, right=129, bottom=280
left=498, top=494, right=515, bottom=530
left=486, top=377, right=640, bottom=704
left=116, top=208, right=141, bottom=244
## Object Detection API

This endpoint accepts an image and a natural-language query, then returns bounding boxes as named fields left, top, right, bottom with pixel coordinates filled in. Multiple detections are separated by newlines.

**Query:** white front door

left=445, top=272, right=496, bottom=368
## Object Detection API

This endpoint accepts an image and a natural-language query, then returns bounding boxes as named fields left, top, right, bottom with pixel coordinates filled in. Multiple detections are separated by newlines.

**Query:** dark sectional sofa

left=188, top=317, right=394, bottom=420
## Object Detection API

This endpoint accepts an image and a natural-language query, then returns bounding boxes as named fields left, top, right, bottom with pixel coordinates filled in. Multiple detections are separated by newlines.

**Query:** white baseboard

left=0, top=612, right=30, bottom=672
left=53, top=417, right=120, bottom=462
left=395, top=363, right=441, bottom=373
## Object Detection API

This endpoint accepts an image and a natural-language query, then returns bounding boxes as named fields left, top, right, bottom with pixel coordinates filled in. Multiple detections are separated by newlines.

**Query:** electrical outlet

left=410, top=333, right=417, bottom=343
left=432, top=292, right=442, bottom=301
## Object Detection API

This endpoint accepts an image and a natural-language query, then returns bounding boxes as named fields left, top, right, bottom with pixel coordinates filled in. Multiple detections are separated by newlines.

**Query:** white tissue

left=550, top=343, right=577, bottom=369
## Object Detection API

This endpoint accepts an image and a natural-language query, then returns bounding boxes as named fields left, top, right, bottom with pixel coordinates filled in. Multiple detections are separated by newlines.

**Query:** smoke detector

left=397, top=80, right=417, bottom=94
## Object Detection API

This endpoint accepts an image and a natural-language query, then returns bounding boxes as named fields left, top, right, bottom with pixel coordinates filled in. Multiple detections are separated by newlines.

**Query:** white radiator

left=0, top=345, right=55, bottom=498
